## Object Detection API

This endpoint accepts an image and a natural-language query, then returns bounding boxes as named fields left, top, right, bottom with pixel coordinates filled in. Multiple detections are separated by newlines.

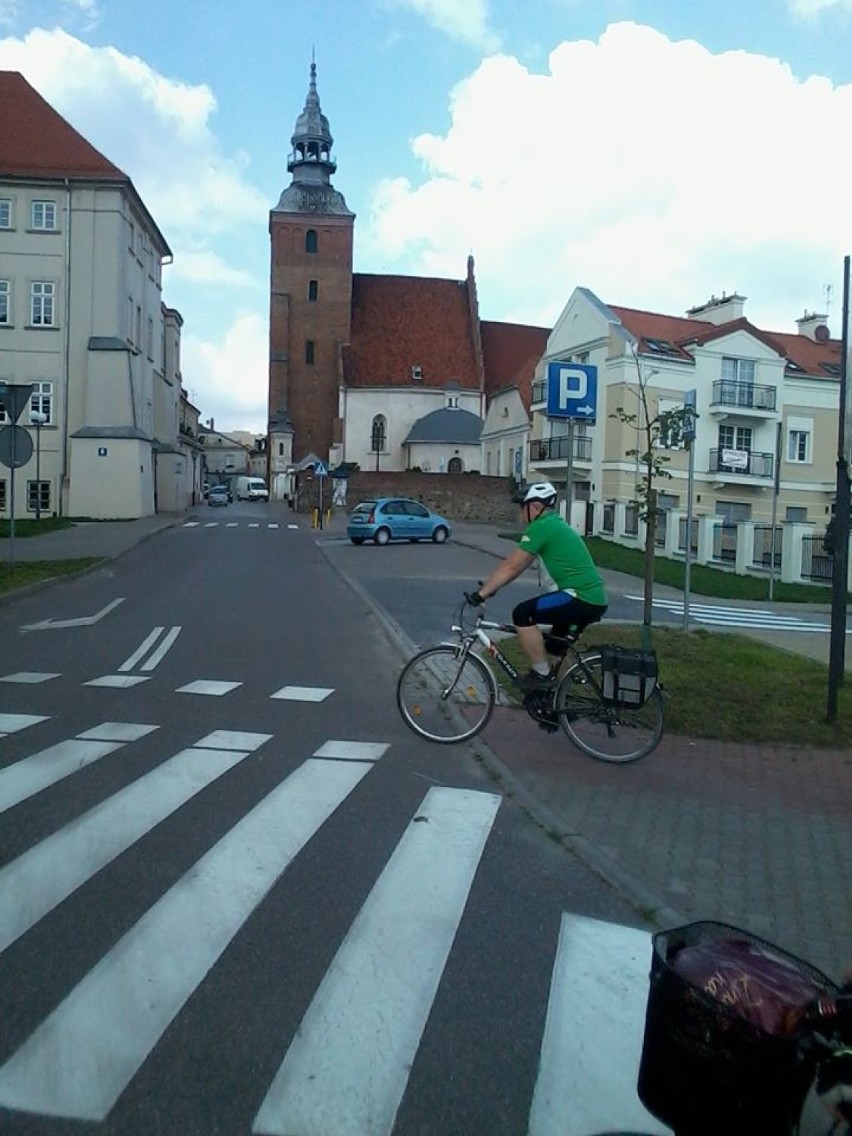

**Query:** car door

left=384, top=500, right=408, bottom=540
left=404, top=500, right=431, bottom=539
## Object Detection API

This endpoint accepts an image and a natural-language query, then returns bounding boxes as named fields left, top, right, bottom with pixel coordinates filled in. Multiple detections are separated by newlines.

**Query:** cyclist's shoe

left=516, top=669, right=556, bottom=693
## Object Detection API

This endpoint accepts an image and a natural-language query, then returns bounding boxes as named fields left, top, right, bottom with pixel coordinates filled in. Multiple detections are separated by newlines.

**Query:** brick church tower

left=267, top=61, right=354, bottom=499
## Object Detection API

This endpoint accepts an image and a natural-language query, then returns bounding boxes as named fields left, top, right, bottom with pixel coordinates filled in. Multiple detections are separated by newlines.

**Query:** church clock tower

left=267, top=61, right=354, bottom=498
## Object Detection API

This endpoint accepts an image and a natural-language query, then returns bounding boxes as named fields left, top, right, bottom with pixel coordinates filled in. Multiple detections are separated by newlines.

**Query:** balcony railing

left=531, top=380, right=547, bottom=405
left=710, top=380, right=777, bottom=412
left=708, top=449, right=774, bottom=478
left=529, top=436, right=592, bottom=463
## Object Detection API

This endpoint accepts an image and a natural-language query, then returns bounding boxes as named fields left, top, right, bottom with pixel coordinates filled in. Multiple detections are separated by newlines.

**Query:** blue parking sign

left=546, top=362, right=597, bottom=423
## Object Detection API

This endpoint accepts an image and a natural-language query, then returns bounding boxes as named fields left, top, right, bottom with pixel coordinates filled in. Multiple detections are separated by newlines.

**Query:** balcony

left=708, top=448, right=774, bottom=480
left=529, top=436, right=592, bottom=464
left=709, top=380, right=777, bottom=416
left=531, top=379, right=547, bottom=407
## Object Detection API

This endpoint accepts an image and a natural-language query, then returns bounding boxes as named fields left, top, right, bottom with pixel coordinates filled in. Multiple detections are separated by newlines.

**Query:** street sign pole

left=828, top=255, right=851, bottom=721
left=564, top=418, right=574, bottom=526
left=768, top=421, right=782, bottom=602
left=682, top=390, right=697, bottom=632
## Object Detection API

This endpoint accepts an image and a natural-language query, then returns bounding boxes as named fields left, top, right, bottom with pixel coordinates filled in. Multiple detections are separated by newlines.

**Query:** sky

left=1, top=0, right=851, bottom=433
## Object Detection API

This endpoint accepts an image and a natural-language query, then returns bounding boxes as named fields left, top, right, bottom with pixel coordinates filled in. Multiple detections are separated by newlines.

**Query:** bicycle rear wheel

left=554, top=653, right=664, bottom=763
left=397, top=646, right=495, bottom=744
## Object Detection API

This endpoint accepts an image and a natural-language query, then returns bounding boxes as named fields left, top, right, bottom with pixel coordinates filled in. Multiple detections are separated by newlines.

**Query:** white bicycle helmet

left=515, top=481, right=558, bottom=507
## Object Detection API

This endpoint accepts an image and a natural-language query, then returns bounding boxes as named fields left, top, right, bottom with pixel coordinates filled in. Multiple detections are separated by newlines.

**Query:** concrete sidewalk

left=2, top=509, right=850, bottom=980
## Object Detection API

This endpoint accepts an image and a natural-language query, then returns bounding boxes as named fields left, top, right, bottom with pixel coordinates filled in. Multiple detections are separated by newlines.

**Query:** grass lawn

left=492, top=624, right=852, bottom=749
left=0, top=517, right=76, bottom=538
left=0, top=559, right=102, bottom=594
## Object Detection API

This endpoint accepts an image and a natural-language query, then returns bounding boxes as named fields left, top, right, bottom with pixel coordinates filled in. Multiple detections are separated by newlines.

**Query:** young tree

left=610, top=350, right=695, bottom=639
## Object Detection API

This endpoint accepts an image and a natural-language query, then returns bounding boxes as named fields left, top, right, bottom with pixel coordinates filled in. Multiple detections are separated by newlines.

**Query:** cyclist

left=468, top=482, right=608, bottom=692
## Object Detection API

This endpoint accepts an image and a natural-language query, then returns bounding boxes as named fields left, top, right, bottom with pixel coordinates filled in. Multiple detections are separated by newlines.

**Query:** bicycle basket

left=600, top=645, right=657, bottom=706
left=637, top=921, right=839, bottom=1134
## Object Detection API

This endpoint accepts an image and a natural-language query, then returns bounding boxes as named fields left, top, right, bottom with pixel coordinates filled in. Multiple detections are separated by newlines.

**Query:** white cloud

left=383, top=0, right=500, bottom=52
left=365, top=22, right=852, bottom=333
left=165, top=251, right=257, bottom=289
left=182, top=313, right=269, bottom=434
left=788, top=0, right=852, bottom=14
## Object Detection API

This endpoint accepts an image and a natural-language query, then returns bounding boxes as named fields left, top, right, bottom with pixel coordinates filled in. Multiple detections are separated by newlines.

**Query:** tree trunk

left=642, top=485, right=657, bottom=648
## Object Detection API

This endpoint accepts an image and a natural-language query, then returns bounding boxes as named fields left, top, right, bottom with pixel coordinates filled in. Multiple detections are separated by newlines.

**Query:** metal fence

left=752, top=524, right=782, bottom=571
left=801, top=533, right=833, bottom=581
left=712, top=522, right=738, bottom=563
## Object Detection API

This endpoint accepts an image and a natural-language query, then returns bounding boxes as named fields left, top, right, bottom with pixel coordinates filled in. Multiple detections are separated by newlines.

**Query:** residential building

left=0, top=71, right=185, bottom=519
left=197, top=421, right=251, bottom=480
left=527, top=287, right=844, bottom=569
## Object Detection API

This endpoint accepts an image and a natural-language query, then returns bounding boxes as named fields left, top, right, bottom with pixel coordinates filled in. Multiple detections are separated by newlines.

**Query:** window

left=278, top=442, right=284, bottom=456
left=127, top=296, right=135, bottom=344
left=0, top=395, right=7, bottom=424
left=135, top=305, right=142, bottom=348
left=0, top=199, right=11, bottom=228
left=30, top=381, right=53, bottom=424
left=0, top=479, right=5, bottom=509
left=0, top=280, right=9, bottom=324
left=411, top=364, right=422, bottom=381
left=786, top=416, right=813, bottom=464
left=370, top=415, right=386, bottom=452
left=721, top=357, right=755, bottom=384
left=31, top=201, right=57, bottom=230
left=308, top=279, right=318, bottom=301
left=31, top=282, right=55, bottom=326
left=446, top=394, right=459, bottom=408
left=146, top=316, right=154, bottom=360
left=27, top=480, right=50, bottom=514
left=305, top=229, right=317, bottom=253
left=718, top=424, right=752, bottom=452
left=786, top=506, right=808, bottom=523
left=129, top=221, right=136, bottom=252
left=305, top=340, right=315, bottom=365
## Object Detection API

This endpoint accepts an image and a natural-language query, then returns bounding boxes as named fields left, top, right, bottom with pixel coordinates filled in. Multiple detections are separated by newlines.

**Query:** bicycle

left=396, top=595, right=665, bottom=763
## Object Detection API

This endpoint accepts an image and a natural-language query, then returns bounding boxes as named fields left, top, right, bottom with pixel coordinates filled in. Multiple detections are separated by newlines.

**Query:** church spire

left=273, top=58, right=353, bottom=215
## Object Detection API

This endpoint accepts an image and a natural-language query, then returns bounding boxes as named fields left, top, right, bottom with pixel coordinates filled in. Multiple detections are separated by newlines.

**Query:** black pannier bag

left=600, top=645, right=657, bottom=706
left=637, top=921, right=838, bottom=1134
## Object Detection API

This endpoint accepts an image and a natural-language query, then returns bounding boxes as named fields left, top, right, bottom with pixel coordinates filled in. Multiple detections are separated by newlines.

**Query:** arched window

left=308, top=279, right=318, bottom=301
left=370, top=415, right=386, bottom=453
left=305, top=229, right=317, bottom=254
left=305, top=340, right=315, bottom=365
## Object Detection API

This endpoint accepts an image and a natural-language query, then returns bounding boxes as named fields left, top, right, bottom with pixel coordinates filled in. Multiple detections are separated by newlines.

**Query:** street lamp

left=30, top=410, right=47, bottom=521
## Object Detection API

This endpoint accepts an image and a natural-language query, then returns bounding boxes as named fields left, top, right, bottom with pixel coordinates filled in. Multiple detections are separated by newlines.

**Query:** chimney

left=686, top=292, right=747, bottom=325
left=796, top=311, right=831, bottom=342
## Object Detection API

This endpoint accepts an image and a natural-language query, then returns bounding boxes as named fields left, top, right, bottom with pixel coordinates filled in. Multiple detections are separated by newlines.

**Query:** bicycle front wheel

left=554, top=653, right=664, bottom=763
left=397, top=646, right=495, bottom=744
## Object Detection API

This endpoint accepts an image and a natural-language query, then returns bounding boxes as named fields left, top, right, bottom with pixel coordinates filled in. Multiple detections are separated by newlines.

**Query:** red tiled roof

left=609, top=303, right=841, bottom=379
left=344, top=274, right=481, bottom=389
left=0, top=72, right=127, bottom=181
left=481, top=319, right=550, bottom=411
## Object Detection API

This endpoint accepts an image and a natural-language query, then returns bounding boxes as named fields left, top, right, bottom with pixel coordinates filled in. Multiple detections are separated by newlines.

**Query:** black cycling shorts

left=512, top=591, right=607, bottom=638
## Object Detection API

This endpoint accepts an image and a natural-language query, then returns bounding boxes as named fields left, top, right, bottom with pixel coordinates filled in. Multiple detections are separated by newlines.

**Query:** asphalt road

left=0, top=508, right=667, bottom=1136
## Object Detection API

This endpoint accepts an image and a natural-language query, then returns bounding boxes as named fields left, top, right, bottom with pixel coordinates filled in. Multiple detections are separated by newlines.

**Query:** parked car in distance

left=347, top=498, right=452, bottom=546
left=208, top=485, right=230, bottom=507
left=235, top=476, right=269, bottom=501
left=202, top=481, right=210, bottom=499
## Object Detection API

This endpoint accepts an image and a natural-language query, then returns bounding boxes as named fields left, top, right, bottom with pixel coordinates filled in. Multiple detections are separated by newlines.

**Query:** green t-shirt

left=519, top=511, right=608, bottom=606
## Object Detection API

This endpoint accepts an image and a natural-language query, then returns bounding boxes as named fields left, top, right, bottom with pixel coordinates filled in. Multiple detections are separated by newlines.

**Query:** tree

left=610, top=349, right=695, bottom=640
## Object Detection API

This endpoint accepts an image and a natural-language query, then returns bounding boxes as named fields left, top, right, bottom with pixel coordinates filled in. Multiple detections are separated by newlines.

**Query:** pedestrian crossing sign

left=314, top=461, right=328, bottom=477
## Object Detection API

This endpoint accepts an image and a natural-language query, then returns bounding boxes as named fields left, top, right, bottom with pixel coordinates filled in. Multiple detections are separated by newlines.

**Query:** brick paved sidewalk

left=475, top=706, right=852, bottom=982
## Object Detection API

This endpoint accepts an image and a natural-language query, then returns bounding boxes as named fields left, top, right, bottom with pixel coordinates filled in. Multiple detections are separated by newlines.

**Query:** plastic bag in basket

left=670, top=936, right=831, bottom=1037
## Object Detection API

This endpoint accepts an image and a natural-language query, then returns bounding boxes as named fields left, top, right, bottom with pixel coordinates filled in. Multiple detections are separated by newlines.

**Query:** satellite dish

left=814, top=324, right=830, bottom=343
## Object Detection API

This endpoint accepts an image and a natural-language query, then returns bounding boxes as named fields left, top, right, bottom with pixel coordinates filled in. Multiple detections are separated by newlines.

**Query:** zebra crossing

left=625, top=593, right=837, bottom=632
left=183, top=521, right=300, bottom=530
left=0, top=717, right=667, bottom=1135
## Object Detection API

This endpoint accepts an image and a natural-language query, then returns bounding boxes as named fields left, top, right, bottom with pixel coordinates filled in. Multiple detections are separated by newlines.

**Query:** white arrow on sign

left=22, top=597, right=125, bottom=632
left=575, top=404, right=595, bottom=416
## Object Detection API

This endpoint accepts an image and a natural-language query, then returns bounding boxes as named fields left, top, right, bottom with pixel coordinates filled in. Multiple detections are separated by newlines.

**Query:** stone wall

left=301, top=470, right=518, bottom=523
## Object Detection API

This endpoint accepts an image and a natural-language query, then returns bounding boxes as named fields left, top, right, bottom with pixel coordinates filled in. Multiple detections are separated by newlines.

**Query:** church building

left=266, top=63, right=548, bottom=500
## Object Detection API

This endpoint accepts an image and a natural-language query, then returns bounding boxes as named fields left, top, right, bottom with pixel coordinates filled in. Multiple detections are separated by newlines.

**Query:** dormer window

left=411, top=364, right=422, bottom=381
left=447, top=394, right=459, bottom=409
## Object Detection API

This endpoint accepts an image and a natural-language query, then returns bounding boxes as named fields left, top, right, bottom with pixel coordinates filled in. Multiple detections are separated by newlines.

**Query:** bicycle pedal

left=537, top=719, right=558, bottom=733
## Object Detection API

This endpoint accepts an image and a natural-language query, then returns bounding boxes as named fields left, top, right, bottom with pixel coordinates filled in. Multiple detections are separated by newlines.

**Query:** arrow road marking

left=21, top=598, right=125, bottom=633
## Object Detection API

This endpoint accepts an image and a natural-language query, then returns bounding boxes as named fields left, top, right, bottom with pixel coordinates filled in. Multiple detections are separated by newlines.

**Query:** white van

left=235, top=476, right=269, bottom=501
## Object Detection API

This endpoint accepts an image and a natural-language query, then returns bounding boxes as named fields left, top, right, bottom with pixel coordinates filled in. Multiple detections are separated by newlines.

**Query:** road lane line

left=253, top=786, right=500, bottom=1136
left=528, top=914, right=669, bottom=1136
left=118, top=628, right=164, bottom=672
left=140, top=626, right=181, bottom=671
left=0, top=737, right=127, bottom=815
left=0, top=757, right=372, bottom=1121
left=0, top=713, right=48, bottom=736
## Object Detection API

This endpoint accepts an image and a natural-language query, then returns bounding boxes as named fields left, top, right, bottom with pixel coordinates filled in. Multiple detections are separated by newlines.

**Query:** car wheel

left=350, top=537, right=364, bottom=545
left=432, top=526, right=448, bottom=544
left=374, top=527, right=391, bottom=546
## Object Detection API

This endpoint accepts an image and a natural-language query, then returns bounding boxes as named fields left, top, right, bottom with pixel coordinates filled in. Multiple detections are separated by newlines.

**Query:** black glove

left=467, top=590, right=485, bottom=607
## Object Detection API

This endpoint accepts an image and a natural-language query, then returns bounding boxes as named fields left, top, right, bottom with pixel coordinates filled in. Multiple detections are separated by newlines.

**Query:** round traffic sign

left=0, top=424, right=34, bottom=469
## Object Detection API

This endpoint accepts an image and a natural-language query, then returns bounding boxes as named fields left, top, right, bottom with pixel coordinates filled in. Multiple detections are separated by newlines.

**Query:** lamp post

left=30, top=410, right=47, bottom=521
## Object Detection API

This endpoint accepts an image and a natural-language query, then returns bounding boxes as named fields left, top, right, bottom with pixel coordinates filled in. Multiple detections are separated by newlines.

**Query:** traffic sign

left=314, top=461, right=328, bottom=478
left=0, top=382, right=35, bottom=424
left=546, top=362, right=597, bottom=422
left=0, top=425, right=34, bottom=469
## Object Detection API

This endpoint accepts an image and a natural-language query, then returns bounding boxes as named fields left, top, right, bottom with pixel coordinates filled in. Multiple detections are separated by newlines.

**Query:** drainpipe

left=60, top=178, right=72, bottom=513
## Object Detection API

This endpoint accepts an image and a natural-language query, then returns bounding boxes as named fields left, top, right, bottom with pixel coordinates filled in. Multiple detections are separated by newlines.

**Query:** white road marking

left=271, top=685, right=334, bottom=702
left=204, top=522, right=219, bottom=528
left=140, top=626, right=181, bottom=671
left=194, top=730, right=272, bottom=751
left=21, top=598, right=125, bottom=633
left=0, top=757, right=373, bottom=1122
left=118, top=628, right=164, bottom=672
left=287, top=524, right=299, bottom=529
left=183, top=522, right=199, bottom=527
left=0, top=672, right=60, bottom=684
left=0, top=713, right=48, bottom=736
left=624, top=594, right=836, bottom=631
left=0, top=738, right=125, bottom=816
left=84, top=675, right=149, bottom=688
left=176, top=680, right=241, bottom=696
left=313, top=740, right=388, bottom=762
left=253, top=786, right=500, bottom=1136
left=226, top=522, right=238, bottom=527
left=76, top=723, right=158, bottom=743
left=528, top=914, right=669, bottom=1136
left=249, top=523, right=260, bottom=528
left=268, top=523, right=279, bottom=529
left=0, top=736, right=268, bottom=956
